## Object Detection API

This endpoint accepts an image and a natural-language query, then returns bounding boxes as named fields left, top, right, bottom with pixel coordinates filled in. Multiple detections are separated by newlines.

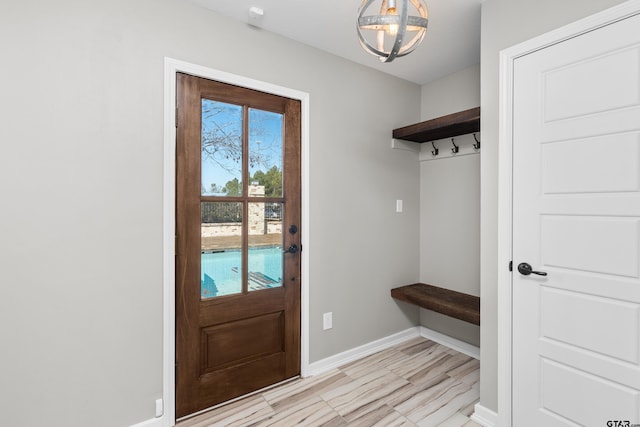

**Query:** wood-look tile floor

left=177, top=337, right=481, bottom=427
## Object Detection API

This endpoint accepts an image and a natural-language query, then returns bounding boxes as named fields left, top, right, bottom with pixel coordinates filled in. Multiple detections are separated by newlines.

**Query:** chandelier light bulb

left=387, top=8, right=399, bottom=35
left=387, top=0, right=397, bottom=13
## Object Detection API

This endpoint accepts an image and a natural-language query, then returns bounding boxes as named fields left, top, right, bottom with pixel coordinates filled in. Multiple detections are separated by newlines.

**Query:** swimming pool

left=201, top=246, right=283, bottom=298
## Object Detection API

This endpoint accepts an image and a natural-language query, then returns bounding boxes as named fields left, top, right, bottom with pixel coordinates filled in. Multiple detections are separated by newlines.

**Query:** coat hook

left=431, top=141, right=439, bottom=156
left=473, top=133, right=481, bottom=150
left=451, top=138, right=459, bottom=154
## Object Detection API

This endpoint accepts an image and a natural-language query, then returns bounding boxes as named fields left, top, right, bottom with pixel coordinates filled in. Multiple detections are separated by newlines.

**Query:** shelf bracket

left=391, top=138, right=421, bottom=153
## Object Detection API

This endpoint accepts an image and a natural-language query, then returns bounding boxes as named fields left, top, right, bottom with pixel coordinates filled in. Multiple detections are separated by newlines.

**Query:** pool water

left=201, top=246, right=283, bottom=298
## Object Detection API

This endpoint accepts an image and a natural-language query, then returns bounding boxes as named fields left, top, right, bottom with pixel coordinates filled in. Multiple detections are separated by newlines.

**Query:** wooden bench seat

left=391, top=283, right=480, bottom=325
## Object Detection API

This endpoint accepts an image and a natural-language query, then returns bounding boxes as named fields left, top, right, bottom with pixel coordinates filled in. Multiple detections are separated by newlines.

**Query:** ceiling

left=191, top=0, right=482, bottom=86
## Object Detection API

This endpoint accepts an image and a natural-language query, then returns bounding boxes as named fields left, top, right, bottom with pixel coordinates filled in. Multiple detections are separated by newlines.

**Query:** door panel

left=176, top=73, right=301, bottom=418
left=541, top=215, right=640, bottom=277
left=540, top=133, right=640, bottom=194
left=200, top=311, right=284, bottom=372
left=541, top=287, right=640, bottom=363
left=540, top=359, right=640, bottom=427
left=512, top=12, right=640, bottom=427
left=542, top=47, right=640, bottom=122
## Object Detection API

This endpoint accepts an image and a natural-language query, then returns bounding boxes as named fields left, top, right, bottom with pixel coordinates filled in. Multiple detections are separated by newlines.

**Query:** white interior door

left=512, top=12, right=640, bottom=426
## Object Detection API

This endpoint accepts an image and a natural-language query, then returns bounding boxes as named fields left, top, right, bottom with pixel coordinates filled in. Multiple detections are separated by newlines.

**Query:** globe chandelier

left=357, top=0, right=429, bottom=63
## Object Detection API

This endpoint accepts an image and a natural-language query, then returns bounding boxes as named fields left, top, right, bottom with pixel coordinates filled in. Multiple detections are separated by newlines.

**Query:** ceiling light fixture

left=357, top=0, right=428, bottom=63
left=248, top=6, right=264, bottom=26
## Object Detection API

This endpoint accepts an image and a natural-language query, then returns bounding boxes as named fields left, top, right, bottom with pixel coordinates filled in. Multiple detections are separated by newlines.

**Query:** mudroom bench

left=391, top=283, right=480, bottom=325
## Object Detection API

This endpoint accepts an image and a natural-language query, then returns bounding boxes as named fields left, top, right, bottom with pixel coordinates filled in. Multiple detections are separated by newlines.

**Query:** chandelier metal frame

left=357, top=0, right=429, bottom=63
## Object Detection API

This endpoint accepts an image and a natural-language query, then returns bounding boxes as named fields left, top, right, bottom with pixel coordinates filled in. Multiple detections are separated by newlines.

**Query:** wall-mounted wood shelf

left=392, top=107, right=480, bottom=143
left=391, top=283, right=480, bottom=325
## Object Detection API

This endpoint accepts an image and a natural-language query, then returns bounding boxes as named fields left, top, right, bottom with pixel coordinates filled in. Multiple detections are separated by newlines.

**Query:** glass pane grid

left=200, top=103, right=286, bottom=299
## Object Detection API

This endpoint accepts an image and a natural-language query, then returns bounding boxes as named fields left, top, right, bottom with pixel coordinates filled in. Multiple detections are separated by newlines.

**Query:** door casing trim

left=163, top=57, right=310, bottom=426
left=497, top=1, right=640, bottom=426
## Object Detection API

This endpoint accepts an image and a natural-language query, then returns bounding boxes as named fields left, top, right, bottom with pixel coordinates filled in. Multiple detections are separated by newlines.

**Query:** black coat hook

left=431, top=141, right=439, bottom=156
left=473, top=133, right=481, bottom=150
left=451, top=138, right=459, bottom=154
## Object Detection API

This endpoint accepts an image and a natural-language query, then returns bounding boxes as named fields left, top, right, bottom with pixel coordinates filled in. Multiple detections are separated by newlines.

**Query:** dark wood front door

left=175, top=73, right=301, bottom=418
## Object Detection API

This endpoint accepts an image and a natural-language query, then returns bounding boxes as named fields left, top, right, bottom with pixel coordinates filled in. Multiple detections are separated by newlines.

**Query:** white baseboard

left=419, top=326, right=480, bottom=360
left=306, top=325, right=481, bottom=377
left=129, top=416, right=165, bottom=427
left=306, top=327, right=421, bottom=376
left=471, top=403, right=498, bottom=427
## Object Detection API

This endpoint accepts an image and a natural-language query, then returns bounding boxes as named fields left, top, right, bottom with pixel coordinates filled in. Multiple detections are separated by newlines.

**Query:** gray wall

left=479, top=0, right=628, bottom=412
left=419, top=65, right=480, bottom=346
left=0, top=1, right=421, bottom=426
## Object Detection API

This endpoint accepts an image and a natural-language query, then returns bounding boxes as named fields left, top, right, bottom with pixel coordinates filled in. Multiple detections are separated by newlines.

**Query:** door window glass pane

left=248, top=202, right=283, bottom=291
left=248, top=109, right=283, bottom=197
left=201, top=202, right=243, bottom=299
left=201, top=100, right=243, bottom=196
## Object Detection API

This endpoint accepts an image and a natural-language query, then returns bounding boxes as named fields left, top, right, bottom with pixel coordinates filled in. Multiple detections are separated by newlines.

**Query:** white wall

left=479, top=0, right=628, bottom=412
left=419, top=65, right=480, bottom=346
left=0, top=1, right=421, bottom=426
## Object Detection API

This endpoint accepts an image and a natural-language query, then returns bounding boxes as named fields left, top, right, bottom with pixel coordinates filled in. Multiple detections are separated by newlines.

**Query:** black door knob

left=517, top=262, right=547, bottom=276
left=283, top=244, right=298, bottom=254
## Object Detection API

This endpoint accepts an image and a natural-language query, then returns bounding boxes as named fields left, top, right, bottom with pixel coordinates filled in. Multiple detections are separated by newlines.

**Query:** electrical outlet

left=323, top=312, right=333, bottom=330
left=155, top=398, right=163, bottom=418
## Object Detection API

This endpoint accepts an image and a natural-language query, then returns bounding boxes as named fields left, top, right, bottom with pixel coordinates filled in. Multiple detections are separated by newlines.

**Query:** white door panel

left=541, top=359, right=640, bottom=426
left=541, top=215, right=640, bottom=278
left=540, top=338, right=640, bottom=388
left=542, top=47, right=640, bottom=123
left=541, top=287, right=640, bottom=363
left=513, top=11, right=640, bottom=427
left=541, top=133, right=640, bottom=195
